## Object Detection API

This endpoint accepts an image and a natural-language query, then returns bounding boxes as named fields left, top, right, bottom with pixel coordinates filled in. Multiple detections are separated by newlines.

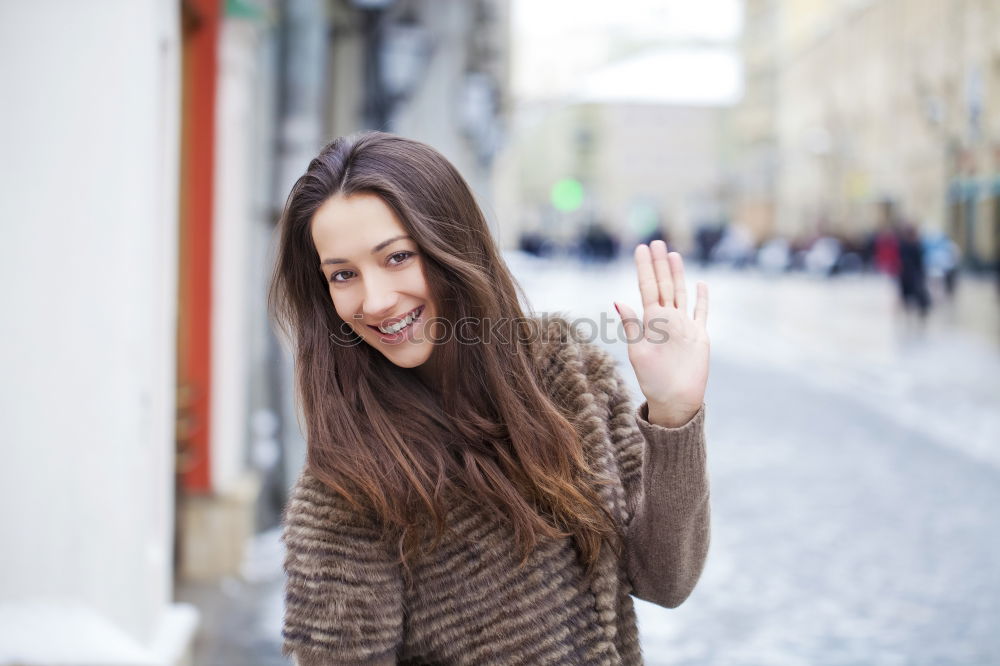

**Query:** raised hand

left=613, top=240, right=710, bottom=428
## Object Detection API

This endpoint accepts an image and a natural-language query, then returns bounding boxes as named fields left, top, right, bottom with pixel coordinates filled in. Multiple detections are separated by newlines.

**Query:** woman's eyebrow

left=321, top=235, right=411, bottom=265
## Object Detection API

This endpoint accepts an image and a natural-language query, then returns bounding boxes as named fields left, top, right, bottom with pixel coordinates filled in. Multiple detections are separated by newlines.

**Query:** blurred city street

left=181, top=258, right=1000, bottom=665
left=7, top=1, right=1000, bottom=663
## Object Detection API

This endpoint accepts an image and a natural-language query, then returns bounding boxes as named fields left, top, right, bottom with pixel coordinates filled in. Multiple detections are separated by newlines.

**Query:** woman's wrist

left=646, top=402, right=700, bottom=429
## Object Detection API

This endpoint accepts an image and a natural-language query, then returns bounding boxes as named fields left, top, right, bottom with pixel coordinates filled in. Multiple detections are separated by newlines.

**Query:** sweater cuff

left=635, top=401, right=706, bottom=467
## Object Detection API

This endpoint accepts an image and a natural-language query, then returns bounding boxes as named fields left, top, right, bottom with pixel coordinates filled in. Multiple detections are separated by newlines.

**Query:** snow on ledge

left=0, top=599, right=198, bottom=666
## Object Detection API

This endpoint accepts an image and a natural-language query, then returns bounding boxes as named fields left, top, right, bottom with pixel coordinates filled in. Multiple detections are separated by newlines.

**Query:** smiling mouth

left=369, top=305, right=425, bottom=336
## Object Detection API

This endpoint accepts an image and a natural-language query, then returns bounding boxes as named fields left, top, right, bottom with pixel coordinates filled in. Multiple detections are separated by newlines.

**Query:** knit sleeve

left=627, top=398, right=710, bottom=608
left=281, top=468, right=404, bottom=666
left=587, top=344, right=711, bottom=609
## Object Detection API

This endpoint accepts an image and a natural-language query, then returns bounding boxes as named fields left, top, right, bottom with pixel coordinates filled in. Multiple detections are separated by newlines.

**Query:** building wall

left=601, top=104, right=726, bottom=249
left=0, top=1, right=195, bottom=661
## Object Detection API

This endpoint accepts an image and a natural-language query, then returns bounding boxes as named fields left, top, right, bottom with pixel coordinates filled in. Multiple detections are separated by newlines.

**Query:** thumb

left=613, top=302, right=642, bottom=344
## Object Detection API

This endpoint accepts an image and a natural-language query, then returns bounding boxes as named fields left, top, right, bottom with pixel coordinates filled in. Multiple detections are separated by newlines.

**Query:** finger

left=650, top=240, right=674, bottom=308
left=669, top=252, right=687, bottom=312
left=634, top=244, right=659, bottom=313
left=693, top=281, right=709, bottom=326
left=614, top=301, right=642, bottom=344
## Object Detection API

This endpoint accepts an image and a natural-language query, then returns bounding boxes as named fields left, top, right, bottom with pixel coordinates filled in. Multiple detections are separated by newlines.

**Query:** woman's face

left=311, top=192, right=438, bottom=369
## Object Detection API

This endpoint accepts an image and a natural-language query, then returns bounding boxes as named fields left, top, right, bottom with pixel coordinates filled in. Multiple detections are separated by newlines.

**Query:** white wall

left=211, top=19, right=258, bottom=495
left=0, top=1, right=195, bottom=662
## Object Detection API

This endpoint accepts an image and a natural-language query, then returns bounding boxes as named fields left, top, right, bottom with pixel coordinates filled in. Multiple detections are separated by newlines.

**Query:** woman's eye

left=388, top=251, right=415, bottom=266
left=330, top=270, right=354, bottom=283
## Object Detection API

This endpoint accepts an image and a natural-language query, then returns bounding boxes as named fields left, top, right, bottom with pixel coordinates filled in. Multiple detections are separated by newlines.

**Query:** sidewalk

left=175, top=528, right=286, bottom=666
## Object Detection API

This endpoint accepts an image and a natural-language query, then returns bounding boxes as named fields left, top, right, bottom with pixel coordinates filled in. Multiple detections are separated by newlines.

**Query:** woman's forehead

left=312, top=193, right=409, bottom=258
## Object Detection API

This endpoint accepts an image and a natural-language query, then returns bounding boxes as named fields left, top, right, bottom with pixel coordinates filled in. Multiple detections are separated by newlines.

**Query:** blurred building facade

left=731, top=0, right=1000, bottom=269
left=0, top=0, right=509, bottom=663
left=497, top=100, right=726, bottom=252
left=727, top=0, right=779, bottom=244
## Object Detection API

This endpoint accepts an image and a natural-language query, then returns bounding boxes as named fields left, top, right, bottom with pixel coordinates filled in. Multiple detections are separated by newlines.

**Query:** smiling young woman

left=267, top=131, right=712, bottom=665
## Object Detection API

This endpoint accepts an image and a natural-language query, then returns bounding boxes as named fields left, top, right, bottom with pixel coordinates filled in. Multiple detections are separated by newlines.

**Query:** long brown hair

left=268, top=131, right=620, bottom=581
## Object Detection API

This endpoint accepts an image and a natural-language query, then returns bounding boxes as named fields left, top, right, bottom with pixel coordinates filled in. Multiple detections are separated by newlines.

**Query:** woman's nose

left=361, top=274, right=400, bottom=317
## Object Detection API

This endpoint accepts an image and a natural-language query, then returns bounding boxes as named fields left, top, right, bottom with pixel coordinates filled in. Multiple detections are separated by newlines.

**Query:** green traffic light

left=551, top=178, right=584, bottom=212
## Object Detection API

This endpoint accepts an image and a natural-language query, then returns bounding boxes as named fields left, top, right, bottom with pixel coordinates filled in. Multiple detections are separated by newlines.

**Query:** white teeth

left=378, top=307, right=420, bottom=334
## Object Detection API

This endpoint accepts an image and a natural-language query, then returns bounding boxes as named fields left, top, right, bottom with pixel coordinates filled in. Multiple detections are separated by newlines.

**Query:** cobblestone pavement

left=179, top=258, right=1000, bottom=665
left=635, top=355, right=1000, bottom=666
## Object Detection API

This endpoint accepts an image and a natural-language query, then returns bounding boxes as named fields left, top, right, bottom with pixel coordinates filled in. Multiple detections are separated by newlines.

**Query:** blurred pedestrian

left=694, top=223, right=722, bottom=268
left=923, top=232, right=960, bottom=300
left=269, top=131, right=712, bottom=664
left=861, top=229, right=877, bottom=269
left=897, top=223, right=931, bottom=320
left=873, top=224, right=901, bottom=277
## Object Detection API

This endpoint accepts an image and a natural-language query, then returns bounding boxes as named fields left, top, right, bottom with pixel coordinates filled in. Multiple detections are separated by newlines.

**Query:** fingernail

left=613, top=302, right=621, bottom=317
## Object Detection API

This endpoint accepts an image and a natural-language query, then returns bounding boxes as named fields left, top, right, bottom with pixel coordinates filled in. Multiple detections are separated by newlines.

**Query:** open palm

left=614, top=240, right=710, bottom=428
